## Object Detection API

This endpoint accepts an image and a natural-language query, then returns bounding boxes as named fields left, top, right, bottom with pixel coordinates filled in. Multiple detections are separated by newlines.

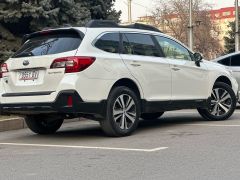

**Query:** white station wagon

left=0, top=20, right=238, bottom=136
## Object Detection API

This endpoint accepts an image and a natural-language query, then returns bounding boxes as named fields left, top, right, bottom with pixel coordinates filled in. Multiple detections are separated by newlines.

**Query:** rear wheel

left=141, top=112, right=164, bottom=120
left=100, top=86, right=140, bottom=137
left=25, top=115, right=64, bottom=134
left=197, top=82, right=236, bottom=121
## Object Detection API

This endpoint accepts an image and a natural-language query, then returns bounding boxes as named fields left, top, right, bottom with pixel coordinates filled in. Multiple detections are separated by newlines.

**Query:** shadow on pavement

left=138, top=116, right=204, bottom=129
left=48, top=114, right=205, bottom=138
left=9, top=113, right=214, bottom=142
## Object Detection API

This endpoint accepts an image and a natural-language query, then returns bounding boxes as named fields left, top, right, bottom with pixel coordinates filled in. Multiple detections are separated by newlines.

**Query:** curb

left=0, top=118, right=25, bottom=132
left=0, top=117, right=81, bottom=133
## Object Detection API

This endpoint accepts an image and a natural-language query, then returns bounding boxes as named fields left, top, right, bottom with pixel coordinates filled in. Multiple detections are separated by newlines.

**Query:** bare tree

left=152, top=0, right=223, bottom=59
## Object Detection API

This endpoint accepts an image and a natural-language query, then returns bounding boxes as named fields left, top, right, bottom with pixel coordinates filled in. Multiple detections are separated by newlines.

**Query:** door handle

left=172, top=67, right=180, bottom=71
left=130, top=61, right=141, bottom=67
left=130, top=64, right=141, bottom=67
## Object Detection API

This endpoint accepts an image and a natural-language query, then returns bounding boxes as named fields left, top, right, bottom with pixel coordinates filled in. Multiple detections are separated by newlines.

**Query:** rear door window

left=122, top=33, right=161, bottom=57
left=13, top=31, right=82, bottom=58
left=95, top=33, right=120, bottom=53
left=230, top=55, right=240, bottom=66
left=218, top=57, right=230, bottom=66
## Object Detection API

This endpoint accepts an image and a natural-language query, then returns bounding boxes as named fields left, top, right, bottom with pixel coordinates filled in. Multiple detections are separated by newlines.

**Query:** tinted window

left=218, top=57, right=230, bottom=66
left=95, top=33, right=120, bottom=53
left=155, top=36, right=191, bottom=61
left=231, top=55, right=240, bottom=66
left=13, top=33, right=81, bottom=58
left=122, top=33, right=160, bottom=57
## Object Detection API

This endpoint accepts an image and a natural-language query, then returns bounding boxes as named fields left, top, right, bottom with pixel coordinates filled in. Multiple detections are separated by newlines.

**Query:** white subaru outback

left=0, top=20, right=238, bottom=136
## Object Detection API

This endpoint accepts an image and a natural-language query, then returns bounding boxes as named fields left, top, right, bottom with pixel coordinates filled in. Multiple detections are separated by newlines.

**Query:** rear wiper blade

left=14, top=52, right=34, bottom=58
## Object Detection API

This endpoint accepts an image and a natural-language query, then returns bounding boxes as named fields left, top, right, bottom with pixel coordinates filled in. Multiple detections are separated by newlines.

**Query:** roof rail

left=86, top=20, right=119, bottom=28
left=124, top=23, right=162, bottom=33
left=41, top=24, right=72, bottom=31
left=62, top=24, right=72, bottom=27
left=85, top=20, right=162, bottom=33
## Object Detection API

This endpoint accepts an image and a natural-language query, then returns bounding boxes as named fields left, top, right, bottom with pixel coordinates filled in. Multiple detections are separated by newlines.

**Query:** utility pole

left=235, top=0, right=239, bottom=52
left=128, top=0, right=132, bottom=23
left=188, top=0, right=193, bottom=50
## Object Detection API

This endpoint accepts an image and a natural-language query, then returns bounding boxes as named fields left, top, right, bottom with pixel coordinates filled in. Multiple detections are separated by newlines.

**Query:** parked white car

left=0, top=20, right=238, bottom=136
left=213, top=52, right=240, bottom=97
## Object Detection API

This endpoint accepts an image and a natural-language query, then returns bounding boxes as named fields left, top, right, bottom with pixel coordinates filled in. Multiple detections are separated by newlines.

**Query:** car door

left=120, top=32, right=171, bottom=101
left=229, top=55, right=240, bottom=88
left=154, top=35, right=209, bottom=100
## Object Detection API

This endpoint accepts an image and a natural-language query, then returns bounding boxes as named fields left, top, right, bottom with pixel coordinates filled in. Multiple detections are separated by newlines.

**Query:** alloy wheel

left=209, top=88, right=232, bottom=116
left=113, top=94, right=136, bottom=130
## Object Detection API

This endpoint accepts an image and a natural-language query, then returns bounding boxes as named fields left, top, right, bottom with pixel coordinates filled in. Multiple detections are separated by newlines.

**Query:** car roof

left=79, top=27, right=192, bottom=53
left=33, top=20, right=163, bottom=37
left=85, top=20, right=162, bottom=33
left=23, top=23, right=193, bottom=54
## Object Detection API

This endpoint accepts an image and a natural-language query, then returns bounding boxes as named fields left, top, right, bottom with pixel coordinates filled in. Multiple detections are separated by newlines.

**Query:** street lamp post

left=189, top=0, right=193, bottom=50
left=128, top=0, right=132, bottom=24
left=235, top=0, right=239, bottom=52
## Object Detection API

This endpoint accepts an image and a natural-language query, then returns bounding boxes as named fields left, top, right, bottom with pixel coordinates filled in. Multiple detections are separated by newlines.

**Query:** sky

left=114, top=0, right=235, bottom=22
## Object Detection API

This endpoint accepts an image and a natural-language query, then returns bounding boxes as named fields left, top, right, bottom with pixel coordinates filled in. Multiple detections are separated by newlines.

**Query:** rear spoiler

left=22, top=28, right=85, bottom=45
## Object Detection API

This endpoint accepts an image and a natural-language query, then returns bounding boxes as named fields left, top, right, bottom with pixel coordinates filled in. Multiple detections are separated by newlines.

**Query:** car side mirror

left=193, top=52, right=203, bottom=67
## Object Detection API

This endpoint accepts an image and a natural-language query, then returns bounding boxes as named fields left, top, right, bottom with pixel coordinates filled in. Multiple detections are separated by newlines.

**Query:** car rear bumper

left=0, top=90, right=107, bottom=118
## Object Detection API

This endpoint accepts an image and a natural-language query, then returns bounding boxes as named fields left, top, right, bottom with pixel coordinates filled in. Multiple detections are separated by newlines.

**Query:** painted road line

left=0, top=143, right=168, bottom=152
left=185, top=124, right=240, bottom=127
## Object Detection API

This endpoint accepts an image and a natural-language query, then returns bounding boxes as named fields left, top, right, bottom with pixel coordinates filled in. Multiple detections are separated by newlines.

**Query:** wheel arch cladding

left=110, top=78, right=142, bottom=99
left=215, top=76, right=232, bottom=87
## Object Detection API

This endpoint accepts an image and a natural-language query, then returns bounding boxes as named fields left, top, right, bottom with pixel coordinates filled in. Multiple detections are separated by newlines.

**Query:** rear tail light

left=0, top=63, right=8, bottom=78
left=50, top=56, right=95, bottom=73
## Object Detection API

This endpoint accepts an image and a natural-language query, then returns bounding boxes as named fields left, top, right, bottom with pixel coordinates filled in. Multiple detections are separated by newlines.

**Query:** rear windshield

left=13, top=31, right=82, bottom=58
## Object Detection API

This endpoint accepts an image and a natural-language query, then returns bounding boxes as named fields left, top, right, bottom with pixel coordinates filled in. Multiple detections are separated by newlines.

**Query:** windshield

left=13, top=32, right=82, bottom=58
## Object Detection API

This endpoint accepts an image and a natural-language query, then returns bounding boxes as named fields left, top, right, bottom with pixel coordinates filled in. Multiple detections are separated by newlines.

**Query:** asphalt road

left=1, top=110, right=240, bottom=180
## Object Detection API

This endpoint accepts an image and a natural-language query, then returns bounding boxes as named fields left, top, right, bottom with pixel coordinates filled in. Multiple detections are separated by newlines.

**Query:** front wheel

left=197, top=82, right=236, bottom=121
left=100, top=86, right=140, bottom=137
left=25, top=115, right=64, bottom=134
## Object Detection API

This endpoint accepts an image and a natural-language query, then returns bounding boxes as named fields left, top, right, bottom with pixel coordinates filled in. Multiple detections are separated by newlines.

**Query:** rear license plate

left=19, top=70, right=39, bottom=81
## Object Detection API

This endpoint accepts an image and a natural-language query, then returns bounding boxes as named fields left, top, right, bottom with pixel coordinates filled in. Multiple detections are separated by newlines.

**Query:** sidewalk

left=0, top=116, right=81, bottom=132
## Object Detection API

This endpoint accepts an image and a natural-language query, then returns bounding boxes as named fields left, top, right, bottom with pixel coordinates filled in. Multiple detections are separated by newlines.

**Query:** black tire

left=141, top=112, right=164, bottom=120
left=100, top=86, right=141, bottom=137
left=197, top=82, right=236, bottom=121
left=25, top=115, right=64, bottom=134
